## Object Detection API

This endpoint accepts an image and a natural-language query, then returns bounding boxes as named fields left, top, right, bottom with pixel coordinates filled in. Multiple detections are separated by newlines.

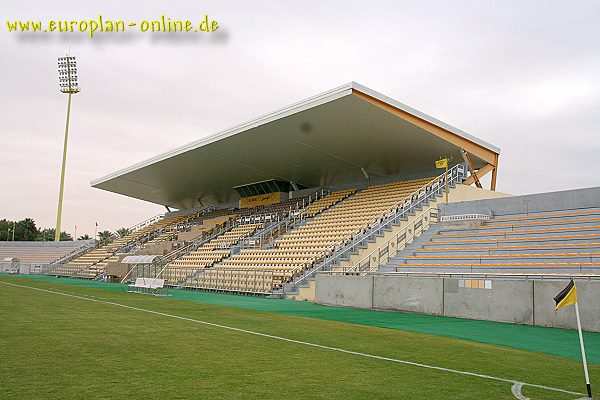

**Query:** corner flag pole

left=575, top=301, right=592, bottom=398
left=555, top=280, right=592, bottom=398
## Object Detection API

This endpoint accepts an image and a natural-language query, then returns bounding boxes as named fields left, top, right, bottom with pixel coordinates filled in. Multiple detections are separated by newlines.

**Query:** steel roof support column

left=460, top=149, right=483, bottom=189
left=490, top=154, right=499, bottom=191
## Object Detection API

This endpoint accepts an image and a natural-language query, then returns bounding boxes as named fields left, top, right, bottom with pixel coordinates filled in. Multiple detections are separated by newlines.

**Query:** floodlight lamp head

left=57, top=55, right=80, bottom=94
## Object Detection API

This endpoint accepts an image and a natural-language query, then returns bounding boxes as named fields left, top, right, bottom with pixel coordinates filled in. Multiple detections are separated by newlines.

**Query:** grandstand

left=205, top=178, right=435, bottom=293
left=11, top=82, right=597, bottom=326
left=50, top=210, right=207, bottom=278
left=164, top=223, right=262, bottom=283
left=384, top=194, right=600, bottom=276
left=0, top=240, right=94, bottom=273
left=78, top=83, right=503, bottom=294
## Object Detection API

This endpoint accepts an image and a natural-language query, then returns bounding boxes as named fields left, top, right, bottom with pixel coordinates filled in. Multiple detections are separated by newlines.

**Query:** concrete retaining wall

left=443, top=279, right=534, bottom=324
left=533, top=280, right=600, bottom=332
left=440, top=186, right=600, bottom=217
left=315, top=275, right=373, bottom=308
left=315, top=275, right=600, bottom=332
left=373, top=276, right=443, bottom=315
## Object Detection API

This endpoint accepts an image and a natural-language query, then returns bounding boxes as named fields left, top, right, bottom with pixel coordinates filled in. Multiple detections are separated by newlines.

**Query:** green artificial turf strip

left=0, top=275, right=598, bottom=399
left=11, top=274, right=600, bottom=364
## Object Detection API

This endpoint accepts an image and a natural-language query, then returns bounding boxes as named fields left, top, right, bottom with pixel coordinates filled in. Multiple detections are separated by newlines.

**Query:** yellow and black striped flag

left=554, top=280, right=577, bottom=310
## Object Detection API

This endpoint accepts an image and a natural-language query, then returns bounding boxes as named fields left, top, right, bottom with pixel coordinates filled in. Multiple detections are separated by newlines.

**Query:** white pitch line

left=512, top=383, right=530, bottom=400
left=0, top=280, right=583, bottom=397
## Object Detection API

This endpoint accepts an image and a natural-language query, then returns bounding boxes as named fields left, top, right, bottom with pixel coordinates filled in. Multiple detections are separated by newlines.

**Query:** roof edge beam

left=351, top=89, right=498, bottom=166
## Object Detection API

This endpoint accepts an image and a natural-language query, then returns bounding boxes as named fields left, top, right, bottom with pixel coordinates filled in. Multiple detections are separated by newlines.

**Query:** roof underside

left=92, top=83, right=500, bottom=210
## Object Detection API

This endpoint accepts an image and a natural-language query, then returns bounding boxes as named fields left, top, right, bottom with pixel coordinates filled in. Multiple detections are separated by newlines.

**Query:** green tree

left=15, top=218, right=38, bottom=241
left=0, top=219, right=10, bottom=241
left=78, top=234, right=91, bottom=240
left=116, top=227, right=131, bottom=238
left=37, top=228, right=54, bottom=241
left=97, top=230, right=114, bottom=246
left=60, top=231, right=73, bottom=241
left=36, top=228, right=72, bottom=241
left=0, top=219, right=21, bottom=241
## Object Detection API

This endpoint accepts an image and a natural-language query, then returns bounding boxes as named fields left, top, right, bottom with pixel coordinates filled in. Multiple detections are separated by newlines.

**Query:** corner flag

left=554, top=280, right=577, bottom=310
left=554, top=280, right=592, bottom=398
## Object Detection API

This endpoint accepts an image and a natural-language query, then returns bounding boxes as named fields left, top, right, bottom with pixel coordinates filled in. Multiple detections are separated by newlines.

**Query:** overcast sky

left=1, top=1, right=599, bottom=237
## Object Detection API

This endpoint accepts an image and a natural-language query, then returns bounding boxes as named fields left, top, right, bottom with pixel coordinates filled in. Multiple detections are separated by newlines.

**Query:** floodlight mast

left=54, top=55, right=80, bottom=242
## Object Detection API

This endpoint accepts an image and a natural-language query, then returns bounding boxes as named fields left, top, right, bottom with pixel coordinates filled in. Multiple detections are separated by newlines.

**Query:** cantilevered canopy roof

left=92, top=82, right=500, bottom=210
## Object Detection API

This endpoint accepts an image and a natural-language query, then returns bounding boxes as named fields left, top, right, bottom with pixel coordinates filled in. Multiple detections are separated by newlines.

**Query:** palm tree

left=37, top=228, right=55, bottom=241
left=116, top=227, right=131, bottom=238
left=78, top=234, right=91, bottom=240
left=17, top=218, right=38, bottom=241
left=60, top=231, right=73, bottom=241
left=0, top=219, right=10, bottom=241
left=97, top=230, right=114, bottom=246
left=36, top=228, right=72, bottom=241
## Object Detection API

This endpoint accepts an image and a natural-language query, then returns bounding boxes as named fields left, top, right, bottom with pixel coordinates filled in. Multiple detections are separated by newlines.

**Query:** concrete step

left=433, top=225, right=600, bottom=240
left=438, top=222, right=600, bottom=236
left=460, top=218, right=600, bottom=233
left=485, top=208, right=600, bottom=224
left=414, top=243, right=600, bottom=256
left=483, top=214, right=600, bottom=228
left=374, top=224, right=444, bottom=273
left=404, top=253, right=600, bottom=264
left=389, top=265, right=600, bottom=274
left=424, top=234, right=600, bottom=248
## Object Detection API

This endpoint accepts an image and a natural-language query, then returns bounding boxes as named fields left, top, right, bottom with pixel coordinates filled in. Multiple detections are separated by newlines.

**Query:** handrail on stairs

left=293, top=164, right=467, bottom=283
left=342, top=207, right=439, bottom=275
left=238, top=188, right=334, bottom=249
left=135, top=219, right=241, bottom=285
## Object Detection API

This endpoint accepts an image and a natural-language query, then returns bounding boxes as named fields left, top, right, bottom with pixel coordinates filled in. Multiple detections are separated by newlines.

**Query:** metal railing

left=45, top=240, right=97, bottom=271
left=295, top=189, right=351, bottom=222
left=173, top=248, right=331, bottom=295
left=282, top=249, right=339, bottom=292
left=237, top=212, right=286, bottom=227
left=181, top=268, right=278, bottom=294
left=337, top=207, right=439, bottom=275
left=116, top=224, right=171, bottom=254
left=115, top=208, right=215, bottom=254
left=236, top=189, right=332, bottom=227
left=440, top=213, right=490, bottom=222
left=305, top=164, right=467, bottom=279
left=238, top=188, right=333, bottom=249
left=239, top=217, right=289, bottom=248
left=120, top=259, right=166, bottom=284
left=127, top=213, right=163, bottom=233
left=167, top=205, right=216, bottom=218
left=47, top=262, right=97, bottom=278
left=297, top=188, right=332, bottom=213
left=0, top=259, right=20, bottom=273
left=139, top=220, right=241, bottom=285
left=163, top=220, right=239, bottom=265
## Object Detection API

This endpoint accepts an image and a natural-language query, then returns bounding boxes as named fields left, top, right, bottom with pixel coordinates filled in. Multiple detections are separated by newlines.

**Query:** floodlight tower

left=54, top=55, right=80, bottom=242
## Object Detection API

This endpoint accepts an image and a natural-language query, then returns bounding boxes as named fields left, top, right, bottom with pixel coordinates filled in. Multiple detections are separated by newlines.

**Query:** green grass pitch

left=0, top=275, right=597, bottom=399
